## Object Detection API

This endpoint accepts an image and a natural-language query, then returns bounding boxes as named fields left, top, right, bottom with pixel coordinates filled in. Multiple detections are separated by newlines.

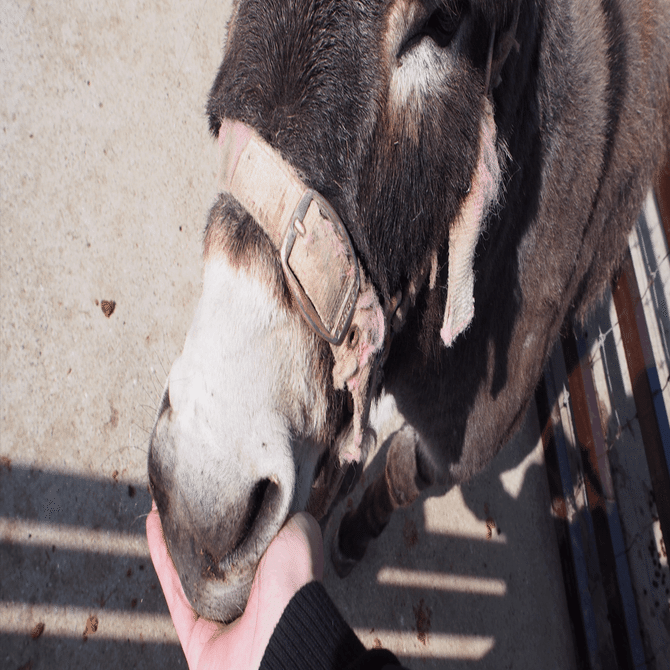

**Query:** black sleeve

left=259, top=580, right=410, bottom=670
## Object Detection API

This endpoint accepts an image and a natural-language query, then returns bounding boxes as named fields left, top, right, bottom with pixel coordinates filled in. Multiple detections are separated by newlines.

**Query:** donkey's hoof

left=331, top=511, right=369, bottom=577
left=331, top=525, right=360, bottom=578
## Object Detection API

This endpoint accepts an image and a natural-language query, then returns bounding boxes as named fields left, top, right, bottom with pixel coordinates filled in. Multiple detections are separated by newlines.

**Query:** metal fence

left=537, top=160, right=670, bottom=670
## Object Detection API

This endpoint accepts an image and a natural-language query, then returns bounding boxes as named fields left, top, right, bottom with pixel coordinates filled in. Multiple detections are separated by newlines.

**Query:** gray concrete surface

left=1, top=1, right=577, bottom=668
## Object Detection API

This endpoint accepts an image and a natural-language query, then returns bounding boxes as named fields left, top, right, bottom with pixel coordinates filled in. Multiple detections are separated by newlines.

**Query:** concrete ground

left=0, top=1, right=577, bottom=668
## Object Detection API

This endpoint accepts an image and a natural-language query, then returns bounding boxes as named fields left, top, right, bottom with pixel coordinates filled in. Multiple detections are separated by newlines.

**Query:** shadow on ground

left=2, top=405, right=575, bottom=670
left=322, top=405, right=575, bottom=669
left=0, top=465, right=185, bottom=668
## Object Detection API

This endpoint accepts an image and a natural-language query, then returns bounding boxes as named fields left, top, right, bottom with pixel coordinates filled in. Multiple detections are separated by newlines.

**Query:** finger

left=259, top=511, right=324, bottom=599
left=146, top=504, right=209, bottom=656
left=285, top=512, right=324, bottom=580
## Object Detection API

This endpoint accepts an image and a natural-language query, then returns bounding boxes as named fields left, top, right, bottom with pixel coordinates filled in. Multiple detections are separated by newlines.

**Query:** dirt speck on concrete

left=413, top=598, right=431, bottom=645
left=403, top=518, right=418, bottom=548
left=101, top=300, right=116, bottom=317
left=30, top=622, right=45, bottom=639
left=108, top=406, right=119, bottom=429
left=1, top=456, right=11, bottom=471
left=83, top=614, right=99, bottom=640
left=373, top=637, right=382, bottom=649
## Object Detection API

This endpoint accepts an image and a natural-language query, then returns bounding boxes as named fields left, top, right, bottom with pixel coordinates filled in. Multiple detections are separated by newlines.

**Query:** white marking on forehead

left=390, top=38, right=457, bottom=109
left=385, top=0, right=465, bottom=113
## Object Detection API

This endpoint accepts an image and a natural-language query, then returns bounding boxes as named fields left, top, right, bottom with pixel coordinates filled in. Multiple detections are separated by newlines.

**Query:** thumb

left=280, top=512, right=324, bottom=581
left=239, top=512, right=324, bottom=670
left=259, top=512, right=324, bottom=593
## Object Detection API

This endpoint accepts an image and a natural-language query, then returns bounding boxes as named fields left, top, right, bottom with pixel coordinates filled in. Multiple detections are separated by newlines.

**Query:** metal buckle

left=280, top=190, right=360, bottom=345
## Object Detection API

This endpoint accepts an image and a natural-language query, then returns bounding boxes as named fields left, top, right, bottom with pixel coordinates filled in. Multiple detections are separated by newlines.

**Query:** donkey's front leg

left=331, top=423, right=434, bottom=577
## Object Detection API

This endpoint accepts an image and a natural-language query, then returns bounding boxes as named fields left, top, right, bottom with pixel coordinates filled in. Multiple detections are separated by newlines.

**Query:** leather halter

left=218, top=120, right=389, bottom=465
left=214, top=16, right=517, bottom=464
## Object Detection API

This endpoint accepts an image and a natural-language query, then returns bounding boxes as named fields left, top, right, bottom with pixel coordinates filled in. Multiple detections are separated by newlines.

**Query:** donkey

left=148, top=0, right=670, bottom=623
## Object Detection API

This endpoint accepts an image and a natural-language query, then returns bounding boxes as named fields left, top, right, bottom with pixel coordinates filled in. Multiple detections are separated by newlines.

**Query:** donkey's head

left=149, top=0, right=515, bottom=622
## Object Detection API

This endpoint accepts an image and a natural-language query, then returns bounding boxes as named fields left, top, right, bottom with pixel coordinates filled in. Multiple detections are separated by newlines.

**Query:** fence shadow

left=321, top=404, right=576, bottom=669
left=0, top=464, right=185, bottom=669
left=1, top=412, right=571, bottom=670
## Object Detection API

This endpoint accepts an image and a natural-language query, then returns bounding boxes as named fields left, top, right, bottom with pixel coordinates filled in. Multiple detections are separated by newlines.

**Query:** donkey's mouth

left=305, top=419, right=375, bottom=521
left=151, top=466, right=289, bottom=623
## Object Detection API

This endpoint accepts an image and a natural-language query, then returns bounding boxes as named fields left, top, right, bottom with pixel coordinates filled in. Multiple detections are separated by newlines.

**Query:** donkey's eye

left=424, top=5, right=463, bottom=47
left=398, top=4, right=464, bottom=58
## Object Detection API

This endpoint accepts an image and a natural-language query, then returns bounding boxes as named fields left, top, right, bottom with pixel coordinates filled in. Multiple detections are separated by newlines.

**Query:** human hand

left=147, top=502, right=323, bottom=670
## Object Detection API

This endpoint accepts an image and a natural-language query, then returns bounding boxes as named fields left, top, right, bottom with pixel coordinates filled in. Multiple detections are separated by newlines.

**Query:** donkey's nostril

left=200, top=477, right=282, bottom=574
left=232, top=478, right=277, bottom=554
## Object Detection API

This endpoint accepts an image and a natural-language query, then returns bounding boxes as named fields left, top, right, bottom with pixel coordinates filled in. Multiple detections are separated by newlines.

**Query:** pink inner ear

left=218, top=120, right=253, bottom=189
left=441, top=102, right=500, bottom=348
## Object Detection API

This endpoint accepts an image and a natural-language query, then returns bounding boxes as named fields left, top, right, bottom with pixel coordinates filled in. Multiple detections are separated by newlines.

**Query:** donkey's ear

left=484, top=4, right=521, bottom=95
left=441, top=99, right=501, bottom=347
